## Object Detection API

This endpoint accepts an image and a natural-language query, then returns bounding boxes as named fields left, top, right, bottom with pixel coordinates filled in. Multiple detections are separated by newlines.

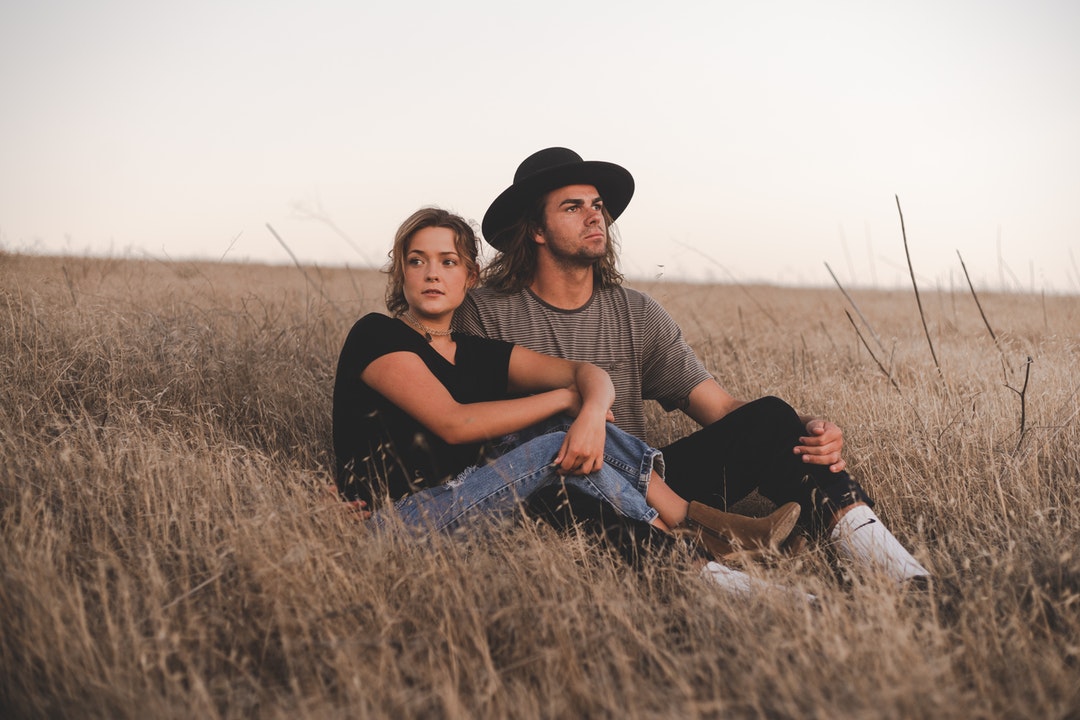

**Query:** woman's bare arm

left=506, top=346, right=614, bottom=475
left=360, top=351, right=576, bottom=445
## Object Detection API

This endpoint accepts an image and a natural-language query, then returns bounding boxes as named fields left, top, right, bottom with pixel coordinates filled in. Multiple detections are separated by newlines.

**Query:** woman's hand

left=502, top=349, right=616, bottom=475
left=553, top=405, right=610, bottom=475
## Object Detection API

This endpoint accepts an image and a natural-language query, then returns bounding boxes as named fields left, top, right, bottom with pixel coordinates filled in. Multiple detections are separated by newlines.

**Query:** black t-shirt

left=331, top=313, right=514, bottom=507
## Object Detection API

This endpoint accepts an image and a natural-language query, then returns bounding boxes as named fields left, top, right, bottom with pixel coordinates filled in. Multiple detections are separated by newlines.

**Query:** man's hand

left=345, top=498, right=373, bottom=520
left=794, top=418, right=847, bottom=473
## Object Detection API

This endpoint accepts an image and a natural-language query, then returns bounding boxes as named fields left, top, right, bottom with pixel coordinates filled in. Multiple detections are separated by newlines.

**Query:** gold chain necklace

left=402, top=311, right=452, bottom=342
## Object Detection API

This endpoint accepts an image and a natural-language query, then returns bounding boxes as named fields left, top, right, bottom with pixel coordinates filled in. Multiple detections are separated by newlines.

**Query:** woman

left=332, top=208, right=806, bottom=595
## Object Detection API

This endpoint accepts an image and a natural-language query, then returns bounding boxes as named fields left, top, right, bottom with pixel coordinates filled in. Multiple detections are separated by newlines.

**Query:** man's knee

left=735, top=396, right=802, bottom=431
left=694, top=396, right=803, bottom=449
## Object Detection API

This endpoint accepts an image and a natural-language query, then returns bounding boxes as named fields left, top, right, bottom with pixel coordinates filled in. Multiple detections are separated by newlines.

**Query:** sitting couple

left=332, top=148, right=930, bottom=597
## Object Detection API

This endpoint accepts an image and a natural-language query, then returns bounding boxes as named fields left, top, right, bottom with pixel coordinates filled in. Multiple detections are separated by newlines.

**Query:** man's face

left=534, top=184, right=607, bottom=264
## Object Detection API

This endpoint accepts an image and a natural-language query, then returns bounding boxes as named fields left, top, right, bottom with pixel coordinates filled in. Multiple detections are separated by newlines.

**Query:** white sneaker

left=701, top=561, right=817, bottom=603
left=831, top=504, right=930, bottom=585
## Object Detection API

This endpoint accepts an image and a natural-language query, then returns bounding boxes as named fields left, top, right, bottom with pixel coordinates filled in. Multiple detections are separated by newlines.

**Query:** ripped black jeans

left=661, top=395, right=873, bottom=532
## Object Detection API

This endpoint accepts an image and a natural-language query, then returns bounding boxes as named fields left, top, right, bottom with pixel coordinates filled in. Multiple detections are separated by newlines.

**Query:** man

left=454, top=147, right=929, bottom=587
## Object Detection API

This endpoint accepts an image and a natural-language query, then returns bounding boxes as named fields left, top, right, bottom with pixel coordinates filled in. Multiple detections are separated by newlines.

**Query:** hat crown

left=514, top=147, right=584, bottom=184
left=483, top=147, right=633, bottom=251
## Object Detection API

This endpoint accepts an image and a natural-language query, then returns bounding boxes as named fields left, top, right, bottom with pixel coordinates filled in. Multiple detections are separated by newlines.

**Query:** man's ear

left=531, top=224, right=546, bottom=246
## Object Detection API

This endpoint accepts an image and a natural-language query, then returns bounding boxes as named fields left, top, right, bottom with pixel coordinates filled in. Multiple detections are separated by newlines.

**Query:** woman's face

left=402, top=225, right=474, bottom=322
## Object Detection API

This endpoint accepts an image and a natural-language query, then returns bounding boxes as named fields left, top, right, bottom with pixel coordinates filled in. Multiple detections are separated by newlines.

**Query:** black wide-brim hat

left=482, top=147, right=635, bottom=251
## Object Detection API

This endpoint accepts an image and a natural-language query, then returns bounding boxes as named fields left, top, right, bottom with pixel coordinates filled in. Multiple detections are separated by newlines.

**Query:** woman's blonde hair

left=384, top=208, right=480, bottom=315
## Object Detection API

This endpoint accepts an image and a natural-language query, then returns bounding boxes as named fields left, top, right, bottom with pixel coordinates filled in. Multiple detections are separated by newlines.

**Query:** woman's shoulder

left=340, top=313, right=420, bottom=359
left=351, top=311, right=394, bottom=330
left=346, top=312, right=413, bottom=339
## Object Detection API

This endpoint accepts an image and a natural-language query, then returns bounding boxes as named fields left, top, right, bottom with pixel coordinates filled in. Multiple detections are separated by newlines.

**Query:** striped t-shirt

left=453, top=286, right=713, bottom=440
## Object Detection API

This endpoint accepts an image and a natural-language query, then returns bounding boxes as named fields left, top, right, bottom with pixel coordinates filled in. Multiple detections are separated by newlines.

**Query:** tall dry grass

left=2, top=251, right=1078, bottom=719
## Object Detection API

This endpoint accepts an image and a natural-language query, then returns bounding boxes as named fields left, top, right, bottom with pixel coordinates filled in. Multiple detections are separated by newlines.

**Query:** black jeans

left=661, top=396, right=873, bottom=532
left=526, top=396, right=873, bottom=564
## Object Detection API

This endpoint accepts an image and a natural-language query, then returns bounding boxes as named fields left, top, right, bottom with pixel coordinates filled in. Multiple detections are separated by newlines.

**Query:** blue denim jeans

left=372, top=417, right=662, bottom=534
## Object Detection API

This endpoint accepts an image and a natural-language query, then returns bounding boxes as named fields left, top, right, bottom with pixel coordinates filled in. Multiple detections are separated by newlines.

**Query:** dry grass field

left=2, top=250, right=1078, bottom=719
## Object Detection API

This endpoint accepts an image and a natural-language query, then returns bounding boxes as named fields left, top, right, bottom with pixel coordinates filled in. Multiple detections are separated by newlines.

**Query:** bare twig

left=896, top=195, right=941, bottom=379
left=1006, top=356, right=1033, bottom=452
left=61, top=265, right=78, bottom=307
left=956, top=251, right=997, bottom=342
left=292, top=199, right=379, bottom=267
left=219, top=230, right=243, bottom=262
left=957, top=250, right=1008, bottom=381
left=864, top=221, right=879, bottom=286
left=266, top=223, right=346, bottom=320
left=825, top=262, right=886, bottom=357
left=674, top=240, right=779, bottom=327
left=844, top=310, right=923, bottom=425
left=957, top=251, right=1033, bottom=452
left=1069, top=247, right=1080, bottom=292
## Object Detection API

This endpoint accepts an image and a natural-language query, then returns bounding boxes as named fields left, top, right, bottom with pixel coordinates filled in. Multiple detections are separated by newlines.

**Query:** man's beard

left=544, top=231, right=607, bottom=268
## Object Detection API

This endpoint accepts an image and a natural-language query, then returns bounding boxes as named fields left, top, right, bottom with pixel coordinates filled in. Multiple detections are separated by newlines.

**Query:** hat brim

left=482, top=160, right=634, bottom=251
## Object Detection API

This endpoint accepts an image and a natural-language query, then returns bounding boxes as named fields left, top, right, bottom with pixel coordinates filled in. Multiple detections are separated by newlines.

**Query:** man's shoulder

left=464, top=287, right=534, bottom=319
left=614, top=285, right=649, bottom=304
left=467, top=285, right=660, bottom=317
left=599, top=285, right=664, bottom=315
left=456, top=288, right=528, bottom=336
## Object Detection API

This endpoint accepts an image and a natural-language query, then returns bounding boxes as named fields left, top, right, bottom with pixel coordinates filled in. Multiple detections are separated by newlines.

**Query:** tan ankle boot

left=677, top=501, right=801, bottom=561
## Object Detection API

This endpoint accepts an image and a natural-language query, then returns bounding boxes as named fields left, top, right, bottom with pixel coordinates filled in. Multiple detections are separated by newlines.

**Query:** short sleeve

left=635, top=292, right=714, bottom=410
left=337, top=313, right=424, bottom=379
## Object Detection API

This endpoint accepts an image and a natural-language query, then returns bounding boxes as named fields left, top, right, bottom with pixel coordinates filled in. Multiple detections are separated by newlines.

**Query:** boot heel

left=765, top=502, right=802, bottom=548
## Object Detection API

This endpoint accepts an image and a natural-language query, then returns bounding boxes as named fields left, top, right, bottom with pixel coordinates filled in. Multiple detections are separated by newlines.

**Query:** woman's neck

left=401, top=310, right=452, bottom=341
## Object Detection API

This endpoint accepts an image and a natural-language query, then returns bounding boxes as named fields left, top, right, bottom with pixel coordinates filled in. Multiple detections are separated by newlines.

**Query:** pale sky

left=2, top=0, right=1079, bottom=292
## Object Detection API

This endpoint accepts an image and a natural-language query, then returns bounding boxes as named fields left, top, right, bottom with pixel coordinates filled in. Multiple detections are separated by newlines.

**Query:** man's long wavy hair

left=480, top=192, right=624, bottom=293
left=384, top=207, right=480, bottom=316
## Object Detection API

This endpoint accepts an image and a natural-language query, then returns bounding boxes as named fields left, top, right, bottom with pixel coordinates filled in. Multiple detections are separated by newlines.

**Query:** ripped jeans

left=371, top=417, right=663, bottom=534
